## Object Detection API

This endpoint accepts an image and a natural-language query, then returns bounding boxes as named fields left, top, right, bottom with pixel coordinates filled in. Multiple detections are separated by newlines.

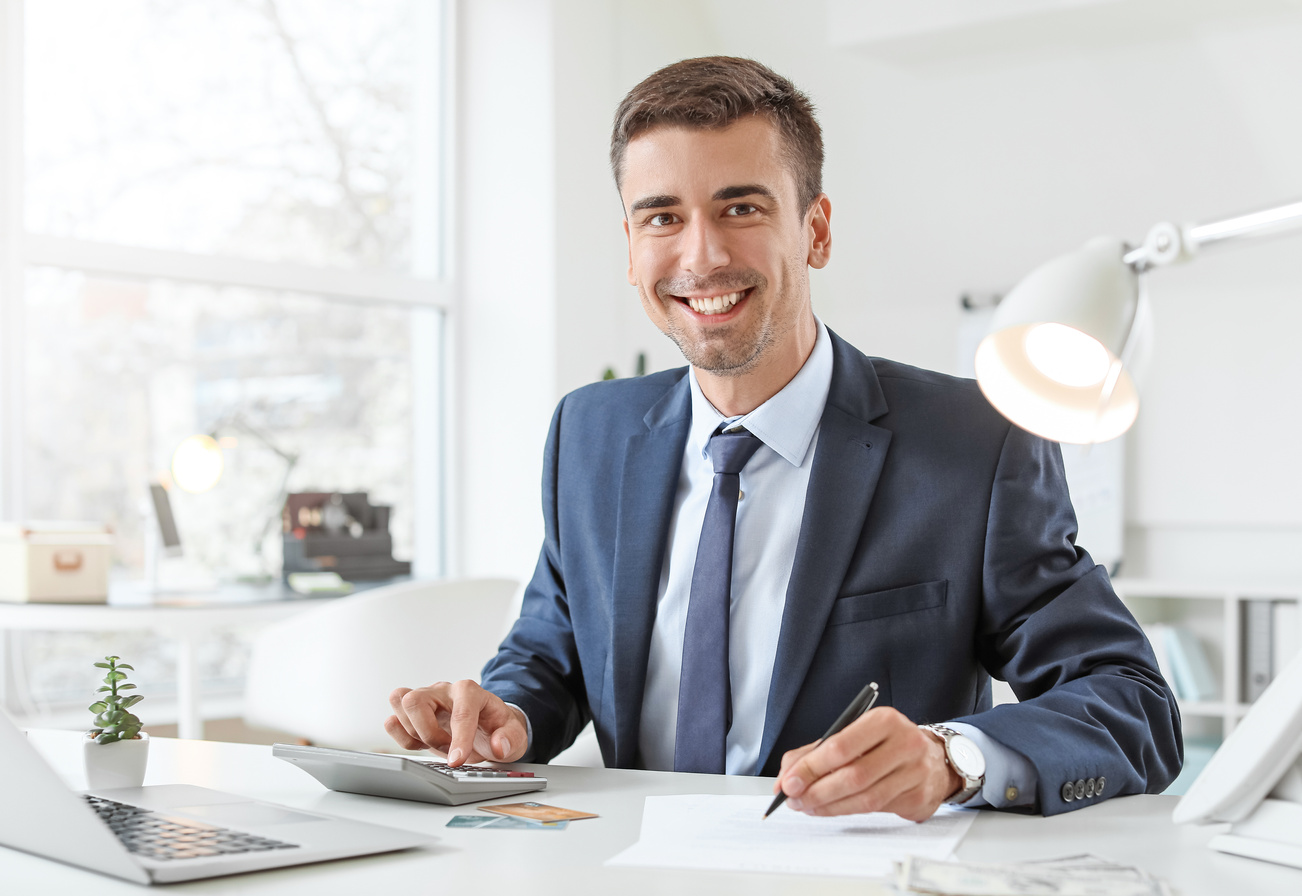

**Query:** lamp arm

left=210, top=415, right=299, bottom=466
left=1124, top=198, right=1302, bottom=269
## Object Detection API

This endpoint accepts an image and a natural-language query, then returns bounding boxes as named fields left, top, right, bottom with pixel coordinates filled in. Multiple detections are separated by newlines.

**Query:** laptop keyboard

left=84, top=795, right=299, bottom=861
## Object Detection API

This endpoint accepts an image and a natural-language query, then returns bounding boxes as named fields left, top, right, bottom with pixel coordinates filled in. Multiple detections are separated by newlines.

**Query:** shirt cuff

left=946, top=721, right=1038, bottom=809
left=504, top=702, right=534, bottom=755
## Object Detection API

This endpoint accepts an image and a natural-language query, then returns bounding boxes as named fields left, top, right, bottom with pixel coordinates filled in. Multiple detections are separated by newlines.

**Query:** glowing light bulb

left=171, top=434, right=224, bottom=493
left=1024, top=323, right=1112, bottom=388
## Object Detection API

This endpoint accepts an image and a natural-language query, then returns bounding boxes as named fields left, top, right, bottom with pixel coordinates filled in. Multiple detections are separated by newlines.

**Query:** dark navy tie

left=674, top=427, right=763, bottom=774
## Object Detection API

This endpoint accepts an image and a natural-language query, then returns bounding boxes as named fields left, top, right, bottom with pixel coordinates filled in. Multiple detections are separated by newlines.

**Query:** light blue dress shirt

left=633, top=319, right=1037, bottom=809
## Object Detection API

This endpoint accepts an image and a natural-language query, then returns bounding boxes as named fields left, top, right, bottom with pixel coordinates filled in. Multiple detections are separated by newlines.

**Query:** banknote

left=896, top=854, right=1172, bottom=896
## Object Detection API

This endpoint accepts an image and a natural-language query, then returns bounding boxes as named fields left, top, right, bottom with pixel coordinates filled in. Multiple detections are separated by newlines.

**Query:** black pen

left=763, top=681, right=879, bottom=818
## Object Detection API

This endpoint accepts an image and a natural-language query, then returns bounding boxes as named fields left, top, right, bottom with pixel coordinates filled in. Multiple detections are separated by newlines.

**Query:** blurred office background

left=1, top=0, right=1299, bottom=741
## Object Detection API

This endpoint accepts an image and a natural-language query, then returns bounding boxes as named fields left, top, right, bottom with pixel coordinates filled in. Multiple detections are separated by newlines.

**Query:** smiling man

left=387, top=57, right=1182, bottom=820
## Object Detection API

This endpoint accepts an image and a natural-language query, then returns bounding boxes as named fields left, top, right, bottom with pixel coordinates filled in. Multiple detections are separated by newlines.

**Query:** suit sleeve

left=478, top=398, right=591, bottom=762
left=954, top=423, right=1183, bottom=815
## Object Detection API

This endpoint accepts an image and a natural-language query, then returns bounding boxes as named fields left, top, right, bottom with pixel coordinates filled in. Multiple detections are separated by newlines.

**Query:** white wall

left=454, top=0, right=1302, bottom=586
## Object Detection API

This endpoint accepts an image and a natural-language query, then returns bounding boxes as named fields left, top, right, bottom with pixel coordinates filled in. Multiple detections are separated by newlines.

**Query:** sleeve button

left=1074, top=779, right=1086, bottom=800
left=1061, top=782, right=1075, bottom=802
left=1005, top=786, right=1019, bottom=803
left=1085, top=778, right=1096, bottom=798
left=1097, top=776, right=1106, bottom=796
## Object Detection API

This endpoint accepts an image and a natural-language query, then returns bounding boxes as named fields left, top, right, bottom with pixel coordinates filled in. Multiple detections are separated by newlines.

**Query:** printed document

left=606, top=794, right=977, bottom=878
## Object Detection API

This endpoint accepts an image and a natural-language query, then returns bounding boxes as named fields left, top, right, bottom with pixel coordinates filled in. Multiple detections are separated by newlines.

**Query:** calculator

left=271, top=743, right=548, bottom=806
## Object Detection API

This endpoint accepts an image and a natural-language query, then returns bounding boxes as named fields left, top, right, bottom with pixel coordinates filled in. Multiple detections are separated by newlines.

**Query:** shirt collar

left=687, top=318, right=833, bottom=467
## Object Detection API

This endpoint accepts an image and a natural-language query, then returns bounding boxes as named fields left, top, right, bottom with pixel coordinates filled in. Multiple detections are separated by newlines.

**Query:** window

left=1, top=0, right=450, bottom=717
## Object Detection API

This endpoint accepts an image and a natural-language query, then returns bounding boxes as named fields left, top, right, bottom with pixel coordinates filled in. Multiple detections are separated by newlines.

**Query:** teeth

left=686, top=291, right=743, bottom=315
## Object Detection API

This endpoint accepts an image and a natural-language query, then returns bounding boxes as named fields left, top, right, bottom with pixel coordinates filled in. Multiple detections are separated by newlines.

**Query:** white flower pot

left=84, top=731, right=150, bottom=790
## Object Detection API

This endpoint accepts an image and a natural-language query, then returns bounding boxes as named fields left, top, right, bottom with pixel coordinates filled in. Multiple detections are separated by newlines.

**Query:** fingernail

left=786, top=775, right=806, bottom=796
left=788, top=798, right=804, bottom=810
left=448, top=748, right=463, bottom=765
left=499, top=737, right=511, bottom=758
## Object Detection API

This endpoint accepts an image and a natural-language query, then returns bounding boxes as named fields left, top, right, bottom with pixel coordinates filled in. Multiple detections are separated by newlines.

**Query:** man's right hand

left=385, top=680, right=528, bottom=766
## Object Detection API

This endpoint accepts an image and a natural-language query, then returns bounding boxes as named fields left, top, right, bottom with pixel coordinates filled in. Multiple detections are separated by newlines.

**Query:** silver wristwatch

left=920, top=724, right=986, bottom=805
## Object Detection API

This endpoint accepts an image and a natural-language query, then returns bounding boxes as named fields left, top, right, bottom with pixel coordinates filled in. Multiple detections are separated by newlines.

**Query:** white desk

left=6, top=730, right=1299, bottom=894
left=0, top=585, right=337, bottom=738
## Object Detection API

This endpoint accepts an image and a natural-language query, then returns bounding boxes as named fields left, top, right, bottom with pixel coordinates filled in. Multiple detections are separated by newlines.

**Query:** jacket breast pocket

left=826, top=580, right=948, bottom=626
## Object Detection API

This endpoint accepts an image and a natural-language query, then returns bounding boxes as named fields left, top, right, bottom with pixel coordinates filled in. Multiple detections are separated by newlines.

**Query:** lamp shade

left=171, top=434, right=224, bottom=493
left=975, top=236, right=1148, bottom=444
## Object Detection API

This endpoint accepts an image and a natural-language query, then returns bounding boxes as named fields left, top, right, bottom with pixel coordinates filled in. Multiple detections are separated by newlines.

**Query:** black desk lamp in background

left=170, top=416, right=299, bottom=578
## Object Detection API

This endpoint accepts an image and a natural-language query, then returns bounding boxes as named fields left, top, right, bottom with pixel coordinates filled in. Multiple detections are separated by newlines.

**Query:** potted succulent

left=83, top=655, right=149, bottom=789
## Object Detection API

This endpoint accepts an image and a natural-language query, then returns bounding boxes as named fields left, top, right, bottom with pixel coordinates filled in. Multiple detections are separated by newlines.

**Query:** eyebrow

left=628, top=184, right=778, bottom=214
left=714, top=184, right=776, bottom=203
left=630, top=194, right=679, bottom=213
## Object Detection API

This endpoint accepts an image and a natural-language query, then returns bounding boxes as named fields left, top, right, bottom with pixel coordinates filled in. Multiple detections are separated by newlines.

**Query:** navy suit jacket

left=481, top=329, right=1182, bottom=815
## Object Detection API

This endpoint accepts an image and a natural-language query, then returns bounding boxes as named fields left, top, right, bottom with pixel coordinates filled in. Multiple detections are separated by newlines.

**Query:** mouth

left=675, top=289, right=751, bottom=317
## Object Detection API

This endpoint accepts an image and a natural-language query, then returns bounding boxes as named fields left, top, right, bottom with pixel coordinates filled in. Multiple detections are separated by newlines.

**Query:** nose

left=679, top=215, right=730, bottom=276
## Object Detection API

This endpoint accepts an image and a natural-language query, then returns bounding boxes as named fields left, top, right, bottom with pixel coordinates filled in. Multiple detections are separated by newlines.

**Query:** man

left=387, top=57, right=1182, bottom=820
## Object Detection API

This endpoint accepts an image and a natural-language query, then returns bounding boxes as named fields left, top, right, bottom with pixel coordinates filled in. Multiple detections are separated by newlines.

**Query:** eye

left=725, top=203, right=757, bottom=217
left=647, top=213, right=678, bottom=227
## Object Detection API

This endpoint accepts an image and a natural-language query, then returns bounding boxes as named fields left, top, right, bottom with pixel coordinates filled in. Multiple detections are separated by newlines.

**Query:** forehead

left=619, top=116, right=796, bottom=206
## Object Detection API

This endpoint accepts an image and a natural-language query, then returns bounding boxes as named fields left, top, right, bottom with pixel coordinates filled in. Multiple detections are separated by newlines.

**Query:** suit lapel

left=609, top=377, right=691, bottom=768
left=757, top=332, right=893, bottom=771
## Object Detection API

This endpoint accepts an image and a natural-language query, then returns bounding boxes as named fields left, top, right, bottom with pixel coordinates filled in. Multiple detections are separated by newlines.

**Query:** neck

left=695, top=314, right=819, bottom=417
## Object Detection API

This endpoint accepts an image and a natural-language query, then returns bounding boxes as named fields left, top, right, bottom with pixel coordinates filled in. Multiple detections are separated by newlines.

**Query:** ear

left=624, top=218, right=636, bottom=285
left=806, top=194, right=832, bottom=270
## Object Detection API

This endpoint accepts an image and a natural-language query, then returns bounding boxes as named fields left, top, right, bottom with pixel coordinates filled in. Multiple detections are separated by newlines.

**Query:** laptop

left=0, top=713, right=434, bottom=884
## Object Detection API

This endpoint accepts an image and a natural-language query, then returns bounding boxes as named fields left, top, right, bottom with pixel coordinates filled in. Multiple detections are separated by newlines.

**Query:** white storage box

left=0, top=522, right=113, bottom=603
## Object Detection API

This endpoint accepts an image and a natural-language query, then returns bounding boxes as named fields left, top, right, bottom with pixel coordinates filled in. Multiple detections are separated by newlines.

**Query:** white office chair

left=243, top=577, right=520, bottom=751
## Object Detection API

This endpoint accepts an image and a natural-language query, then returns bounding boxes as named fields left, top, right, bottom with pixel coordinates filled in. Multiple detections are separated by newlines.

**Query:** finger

left=781, top=708, right=894, bottom=798
left=775, top=743, right=818, bottom=792
left=799, top=762, right=919, bottom=818
left=384, top=714, right=427, bottom=751
left=387, top=687, right=417, bottom=739
left=400, top=685, right=454, bottom=753
left=445, top=680, right=491, bottom=766
left=485, top=704, right=529, bottom=762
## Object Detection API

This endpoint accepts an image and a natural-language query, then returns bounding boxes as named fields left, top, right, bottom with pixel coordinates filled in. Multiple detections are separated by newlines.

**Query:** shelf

left=1112, top=578, right=1300, bottom=737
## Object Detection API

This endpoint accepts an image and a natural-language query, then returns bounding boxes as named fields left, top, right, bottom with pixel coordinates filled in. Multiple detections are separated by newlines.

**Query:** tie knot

left=708, top=428, right=763, bottom=475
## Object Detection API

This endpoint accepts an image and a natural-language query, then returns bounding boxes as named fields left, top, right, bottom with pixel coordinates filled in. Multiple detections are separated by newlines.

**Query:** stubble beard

left=650, top=271, right=779, bottom=378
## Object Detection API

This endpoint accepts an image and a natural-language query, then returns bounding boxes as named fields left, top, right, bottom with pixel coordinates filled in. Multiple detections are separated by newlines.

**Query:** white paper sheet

left=606, top=794, right=977, bottom=878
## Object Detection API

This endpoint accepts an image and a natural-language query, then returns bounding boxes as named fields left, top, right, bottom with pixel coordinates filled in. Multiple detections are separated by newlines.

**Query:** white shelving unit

left=1112, top=578, right=1302, bottom=737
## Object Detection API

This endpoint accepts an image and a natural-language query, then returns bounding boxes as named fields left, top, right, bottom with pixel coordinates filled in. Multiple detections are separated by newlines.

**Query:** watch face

left=948, top=735, right=986, bottom=779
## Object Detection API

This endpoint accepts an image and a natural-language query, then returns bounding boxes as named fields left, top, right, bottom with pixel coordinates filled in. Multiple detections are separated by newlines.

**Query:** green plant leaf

left=97, top=685, right=112, bottom=692
left=123, top=713, right=141, bottom=727
left=121, top=694, right=144, bottom=708
left=121, top=726, right=141, bottom=740
left=115, top=663, right=134, bottom=671
left=107, top=670, right=127, bottom=681
left=104, top=655, right=119, bottom=662
left=96, top=732, right=120, bottom=745
left=88, top=701, right=108, bottom=713
left=93, top=662, right=111, bottom=668
left=118, top=683, right=137, bottom=690
left=97, top=711, right=118, bottom=726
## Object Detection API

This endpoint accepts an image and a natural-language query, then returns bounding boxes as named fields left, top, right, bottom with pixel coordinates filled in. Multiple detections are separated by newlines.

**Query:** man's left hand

left=773, top=707, right=964, bottom=822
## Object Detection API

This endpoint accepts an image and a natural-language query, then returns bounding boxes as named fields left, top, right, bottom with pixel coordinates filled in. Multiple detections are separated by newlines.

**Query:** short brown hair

left=611, top=56, right=824, bottom=212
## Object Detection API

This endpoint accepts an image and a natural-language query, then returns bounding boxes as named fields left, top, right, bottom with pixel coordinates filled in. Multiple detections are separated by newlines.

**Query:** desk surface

left=7, top=730, right=1298, bottom=895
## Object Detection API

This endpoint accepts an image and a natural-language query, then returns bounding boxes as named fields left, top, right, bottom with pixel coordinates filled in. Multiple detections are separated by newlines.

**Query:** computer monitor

left=149, top=483, right=182, bottom=557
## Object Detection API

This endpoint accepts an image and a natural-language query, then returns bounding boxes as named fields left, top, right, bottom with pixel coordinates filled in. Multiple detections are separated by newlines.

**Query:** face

left=620, top=117, right=831, bottom=379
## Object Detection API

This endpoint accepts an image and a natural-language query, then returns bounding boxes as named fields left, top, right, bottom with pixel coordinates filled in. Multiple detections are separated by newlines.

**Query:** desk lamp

left=976, top=199, right=1302, bottom=869
left=975, top=198, right=1302, bottom=444
left=170, top=418, right=299, bottom=575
